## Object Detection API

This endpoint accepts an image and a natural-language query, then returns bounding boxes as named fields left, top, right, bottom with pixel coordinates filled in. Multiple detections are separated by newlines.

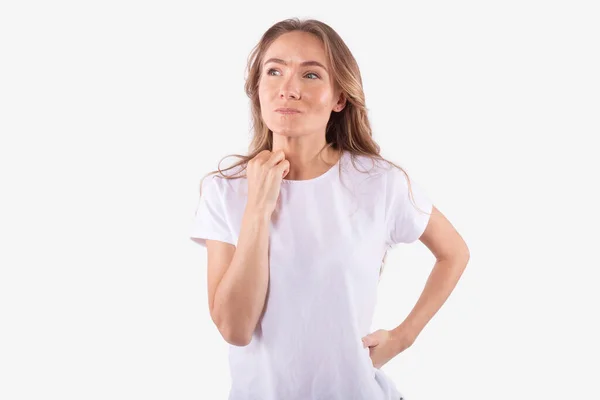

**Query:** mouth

left=275, top=108, right=301, bottom=114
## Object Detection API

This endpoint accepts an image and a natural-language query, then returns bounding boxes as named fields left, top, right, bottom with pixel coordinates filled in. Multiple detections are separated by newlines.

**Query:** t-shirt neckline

left=281, top=150, right=344, bottom=185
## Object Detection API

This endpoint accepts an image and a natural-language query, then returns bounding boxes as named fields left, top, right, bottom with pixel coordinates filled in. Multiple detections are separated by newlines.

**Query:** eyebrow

left=263, top=58, right=328, bottom=73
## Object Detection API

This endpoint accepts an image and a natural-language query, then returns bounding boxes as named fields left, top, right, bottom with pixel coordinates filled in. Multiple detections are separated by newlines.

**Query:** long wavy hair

left=197, top=18, right=430, bottom=276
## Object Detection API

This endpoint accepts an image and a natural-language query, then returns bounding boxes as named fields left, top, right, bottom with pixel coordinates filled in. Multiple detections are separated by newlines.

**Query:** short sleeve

left=189, top=175, right=236, bottom=248
left=384, top=167, right=433, bottom=246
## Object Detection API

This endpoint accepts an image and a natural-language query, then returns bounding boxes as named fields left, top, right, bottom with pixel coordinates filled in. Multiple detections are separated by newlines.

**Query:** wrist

left=244, top=206, right=272, bottom=222
left=390, top=323, right=418, bottom=352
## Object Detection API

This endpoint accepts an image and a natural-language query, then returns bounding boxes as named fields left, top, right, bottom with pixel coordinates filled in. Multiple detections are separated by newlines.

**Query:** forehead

left=264, top=31, right=328, bottom=64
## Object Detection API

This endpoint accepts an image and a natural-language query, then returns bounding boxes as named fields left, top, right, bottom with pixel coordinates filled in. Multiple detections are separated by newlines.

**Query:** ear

left=333, top=91, right=347, bottom=113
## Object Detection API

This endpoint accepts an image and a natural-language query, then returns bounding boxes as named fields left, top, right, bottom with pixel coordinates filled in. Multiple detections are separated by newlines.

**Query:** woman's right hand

left=246, top=149, right=290, bottom=216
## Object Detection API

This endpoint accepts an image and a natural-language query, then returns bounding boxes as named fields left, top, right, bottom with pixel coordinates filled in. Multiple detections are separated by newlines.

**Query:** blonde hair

left=197, top=18, right=431, bottom=276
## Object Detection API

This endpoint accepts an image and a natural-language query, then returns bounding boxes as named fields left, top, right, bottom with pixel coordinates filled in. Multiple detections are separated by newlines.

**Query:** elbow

left=224, top=330, right=252, bottom=347
left=221, top=324, right=252, bottom=347
left=463, top=245, right=470, bottom=263
left=459, top=248, right=470, bottom=263
left=211, top=311, right=252, bottom=347
left=455, top=241, right=470, bottom=264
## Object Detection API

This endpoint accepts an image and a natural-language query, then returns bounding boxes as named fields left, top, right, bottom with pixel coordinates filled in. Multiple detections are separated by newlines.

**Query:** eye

left=265, top=68, right=320, bottom=79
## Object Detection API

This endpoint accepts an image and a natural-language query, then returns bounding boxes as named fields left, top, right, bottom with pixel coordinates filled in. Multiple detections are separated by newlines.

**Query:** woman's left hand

left=362, top=328, right=414, bottom=369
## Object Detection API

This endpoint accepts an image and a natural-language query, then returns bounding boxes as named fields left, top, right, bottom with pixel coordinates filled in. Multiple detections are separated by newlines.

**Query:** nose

left=280, top=91, right=298, bottom=100
left=279, top=88, right=299, bottom=100
left=279, top=77, right=300, bottom=100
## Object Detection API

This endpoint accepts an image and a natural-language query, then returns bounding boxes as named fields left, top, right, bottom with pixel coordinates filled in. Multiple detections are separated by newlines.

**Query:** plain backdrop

left=1, top=1, right=598, bottom=399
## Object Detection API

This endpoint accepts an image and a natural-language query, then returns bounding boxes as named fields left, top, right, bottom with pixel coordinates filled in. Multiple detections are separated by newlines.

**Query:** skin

left=363, top=207, right=470, bottom=369
left=258, top=30, right=471, bottom=369
left=258, top=31, right=346, bottom=180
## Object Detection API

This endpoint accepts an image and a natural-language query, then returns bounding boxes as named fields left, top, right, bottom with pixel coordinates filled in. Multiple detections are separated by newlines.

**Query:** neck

left=271, top=136, right=340, bottom=181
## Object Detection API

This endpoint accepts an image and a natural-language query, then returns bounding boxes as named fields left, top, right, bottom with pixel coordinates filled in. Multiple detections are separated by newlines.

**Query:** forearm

left=212, top=207, right=271, bottom=345
left=391, top=256, right=469, bottom=346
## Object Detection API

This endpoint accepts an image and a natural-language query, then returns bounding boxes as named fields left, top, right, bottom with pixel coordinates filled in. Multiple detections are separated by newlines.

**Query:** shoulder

left=203, top=175, right=246, bottom=199
left=201, top=167, right=248, bottom=209
left=342, top=152, right=400, bottom=182
left=203, top=161, right=247, bottom=188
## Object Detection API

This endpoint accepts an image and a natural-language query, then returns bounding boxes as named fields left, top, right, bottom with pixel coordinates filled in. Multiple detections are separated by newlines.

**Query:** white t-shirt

left=190, top=150, right=433, bottom=400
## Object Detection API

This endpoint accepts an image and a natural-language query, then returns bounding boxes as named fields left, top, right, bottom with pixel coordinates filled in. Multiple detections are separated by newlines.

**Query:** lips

left=275, top=108, right=301, bottom=113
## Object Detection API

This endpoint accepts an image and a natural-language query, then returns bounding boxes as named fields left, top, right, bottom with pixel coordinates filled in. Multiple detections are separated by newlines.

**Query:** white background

left=1, top=1, right=598, bottom=399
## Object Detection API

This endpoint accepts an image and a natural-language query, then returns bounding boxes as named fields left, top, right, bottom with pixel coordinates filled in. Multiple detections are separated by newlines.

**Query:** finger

left=255, top=149, right=273, bottom=163
left=365, top=336, right=379, bottom=347
left=266, top=149, right=286, bottom=169
left=278, top=160, right=290, bottom=178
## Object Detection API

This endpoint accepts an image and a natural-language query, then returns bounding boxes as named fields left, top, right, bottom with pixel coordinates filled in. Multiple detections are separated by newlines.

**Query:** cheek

left=258, top=83, right=266, bottom=100
left=259, top=77, right=276, bottom=92
left=258, top=85, right=270, bottom=108
left=315, top=89, right=333, bottom=107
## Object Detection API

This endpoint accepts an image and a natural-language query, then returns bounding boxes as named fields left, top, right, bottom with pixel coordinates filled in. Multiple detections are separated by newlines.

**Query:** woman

left=190, top=17, right=470, bottom=400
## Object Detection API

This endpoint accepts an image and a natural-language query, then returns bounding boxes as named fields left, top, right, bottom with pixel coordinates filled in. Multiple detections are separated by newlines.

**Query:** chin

left=269, top=123, right=304, bottom=137
left=273, top=128, right=299, bottom=137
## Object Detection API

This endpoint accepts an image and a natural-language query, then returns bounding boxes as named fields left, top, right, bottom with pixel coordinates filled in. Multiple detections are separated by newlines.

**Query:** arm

left=390, top=205, right=470, bottom=351
left=209, top=207, right=271, bottom=346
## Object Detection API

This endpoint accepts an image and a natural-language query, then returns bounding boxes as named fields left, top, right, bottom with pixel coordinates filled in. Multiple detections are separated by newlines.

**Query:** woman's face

left=258, top=31, right=345, bottom=138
